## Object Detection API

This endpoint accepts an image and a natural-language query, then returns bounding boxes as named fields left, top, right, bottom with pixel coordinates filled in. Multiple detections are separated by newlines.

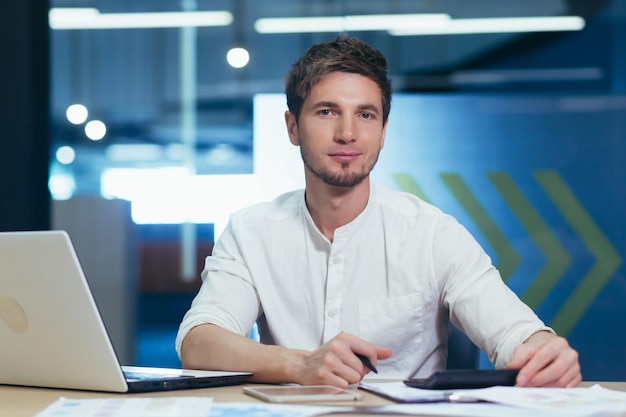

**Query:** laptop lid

left=0, top=230, right=251, bottom=392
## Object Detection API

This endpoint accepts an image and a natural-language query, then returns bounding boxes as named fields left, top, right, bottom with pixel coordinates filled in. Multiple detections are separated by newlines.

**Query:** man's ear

left=285, top=111, right=299, bottom=146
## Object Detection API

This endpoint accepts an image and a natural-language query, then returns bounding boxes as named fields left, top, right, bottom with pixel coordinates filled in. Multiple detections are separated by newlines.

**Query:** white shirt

left=176, top=184, right=550, bottom=378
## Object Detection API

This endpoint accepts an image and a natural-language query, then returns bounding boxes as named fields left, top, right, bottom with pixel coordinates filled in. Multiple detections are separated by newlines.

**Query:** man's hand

left=294, top=332, right=392, bottom=387
left=507, top=331, right=581, bottom=387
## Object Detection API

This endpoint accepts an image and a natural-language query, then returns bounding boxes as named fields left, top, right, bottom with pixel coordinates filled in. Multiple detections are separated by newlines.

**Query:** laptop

left=0, top=230, right=252, bottom=393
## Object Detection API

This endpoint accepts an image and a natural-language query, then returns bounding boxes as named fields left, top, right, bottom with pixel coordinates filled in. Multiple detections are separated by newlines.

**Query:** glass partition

left=49, top=0, right=626, bottom=378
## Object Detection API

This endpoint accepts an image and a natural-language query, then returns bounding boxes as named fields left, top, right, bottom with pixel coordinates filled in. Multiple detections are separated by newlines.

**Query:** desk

left=2, top=381, right=625, bottom=417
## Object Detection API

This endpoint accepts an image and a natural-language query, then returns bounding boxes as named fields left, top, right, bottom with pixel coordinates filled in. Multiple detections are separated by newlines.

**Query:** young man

left=176, top=36, right=581, bottom=388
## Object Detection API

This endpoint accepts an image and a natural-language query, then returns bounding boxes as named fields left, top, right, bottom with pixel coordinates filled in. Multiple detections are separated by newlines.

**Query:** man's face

left=285, top=72, right=387, bottom=188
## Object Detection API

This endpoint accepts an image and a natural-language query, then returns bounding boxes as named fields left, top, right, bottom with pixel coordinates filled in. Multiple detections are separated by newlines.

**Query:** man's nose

left=335, top=116, right=356, bottom=143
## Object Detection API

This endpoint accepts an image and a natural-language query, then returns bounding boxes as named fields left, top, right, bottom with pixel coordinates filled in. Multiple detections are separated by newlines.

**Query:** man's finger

left=527, top=358, right=581, bottom=387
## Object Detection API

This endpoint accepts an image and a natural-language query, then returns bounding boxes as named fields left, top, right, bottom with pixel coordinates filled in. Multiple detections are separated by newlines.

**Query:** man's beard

left=300, top=146, right=380, bottom=188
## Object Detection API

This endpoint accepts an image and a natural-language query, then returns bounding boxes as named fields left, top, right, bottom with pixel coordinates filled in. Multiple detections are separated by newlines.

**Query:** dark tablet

left=404, top=369, right=519, bottom=390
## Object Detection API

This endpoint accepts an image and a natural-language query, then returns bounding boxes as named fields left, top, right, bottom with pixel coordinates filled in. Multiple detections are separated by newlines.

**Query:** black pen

left=355, top=353, right=378, bottom=374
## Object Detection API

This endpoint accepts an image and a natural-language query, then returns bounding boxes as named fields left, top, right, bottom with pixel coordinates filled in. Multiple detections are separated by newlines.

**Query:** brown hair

left=285, top=36, right=392, bottom=124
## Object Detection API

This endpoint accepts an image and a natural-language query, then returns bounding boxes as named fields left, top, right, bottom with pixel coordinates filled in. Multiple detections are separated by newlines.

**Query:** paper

left=208, top=402, right=344, bottom=416
left=35, top=397, right=345, bottom=417
left=467, top=385, right=626, bottom=416
left=382, top=402, right=567, bottom=417
left=361, top=381, right=626, bottom=417
left=34, top=397, right=214, bottom=417
left=358, top=381, right=451, bottom=403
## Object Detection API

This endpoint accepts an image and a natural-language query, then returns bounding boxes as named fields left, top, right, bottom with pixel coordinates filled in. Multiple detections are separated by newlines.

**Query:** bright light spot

left=49, top=173, right=76, bottom=200
left=49, top=8, right=233, bottom=30
left=100, top=168, right=260, bottom=238
left=56, top=146, right=76, bottom=164
left=206, top=144, right=235, bottom=165
left=105, top=144, right=163, bottom=161
left=226, top=47, right=249, bottom=68
left=389, top=16, right=585, bottom=36
left=101, top=167, right=189, bottom=201
left=165, top=144, right=186, bottom=160
left=85, top=120, right=106, bottom=140
left=66, top=104, right=88, bottom=124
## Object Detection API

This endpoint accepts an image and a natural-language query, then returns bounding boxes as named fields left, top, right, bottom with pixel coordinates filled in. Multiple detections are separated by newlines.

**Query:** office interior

left=1, top=0, right=625, bottom=380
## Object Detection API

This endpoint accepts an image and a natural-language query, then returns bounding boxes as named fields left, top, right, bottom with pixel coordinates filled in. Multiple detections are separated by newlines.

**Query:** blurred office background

left=1, top=0, right=625, bottom=379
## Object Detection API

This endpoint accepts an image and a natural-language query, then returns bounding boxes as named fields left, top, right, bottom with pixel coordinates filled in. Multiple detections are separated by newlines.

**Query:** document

left=208, top=403, right=350, bottom=416
left=35, top=397, right=344, bottom=417
left=360, top=381, right=626, bottom=416
left=359, top=381, right=456, bottom=403
left=467, top=385, right=626, bottom=415
left=35, top=397, right=214, bottom=417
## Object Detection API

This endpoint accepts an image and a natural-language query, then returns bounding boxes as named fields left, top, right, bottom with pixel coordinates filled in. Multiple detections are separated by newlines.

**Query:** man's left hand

left=507, top=331, right=581, bottom=387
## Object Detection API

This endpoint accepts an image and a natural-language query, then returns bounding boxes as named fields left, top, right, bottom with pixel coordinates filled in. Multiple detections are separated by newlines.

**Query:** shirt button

left=332, top=257, right=341, bottom=265
left=328, top=309, right=337, bottom=317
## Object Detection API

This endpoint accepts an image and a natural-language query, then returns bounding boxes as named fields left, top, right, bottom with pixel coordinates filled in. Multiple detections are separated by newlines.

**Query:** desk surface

left=2, top=381, right=625, bottom=417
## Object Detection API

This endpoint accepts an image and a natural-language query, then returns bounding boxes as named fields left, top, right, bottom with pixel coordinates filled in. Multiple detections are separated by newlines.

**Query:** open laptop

left=0, top=230, right=252, bottom=393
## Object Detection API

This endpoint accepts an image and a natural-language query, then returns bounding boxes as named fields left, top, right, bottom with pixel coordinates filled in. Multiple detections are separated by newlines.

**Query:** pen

left=355, top=353, right=378, bottom=374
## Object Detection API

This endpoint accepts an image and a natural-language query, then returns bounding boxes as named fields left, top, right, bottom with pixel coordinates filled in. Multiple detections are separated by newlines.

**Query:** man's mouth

left=328, top=152, right=361, bottom=163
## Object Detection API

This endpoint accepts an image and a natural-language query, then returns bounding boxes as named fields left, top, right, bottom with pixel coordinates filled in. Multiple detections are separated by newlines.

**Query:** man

left=176, top=36, right=581, bottom=388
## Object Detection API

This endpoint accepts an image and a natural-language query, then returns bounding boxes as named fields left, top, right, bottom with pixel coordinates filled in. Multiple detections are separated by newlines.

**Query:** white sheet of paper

left=34, top=397, right=214, bottom=417
left=208, top=402, right=347, bottom=417
left=382, top=402, right=569, bottom=417
left=362, top=381, right=626, bottom=417
left=467, top=384, right=626, bottom=415
left=35, top=398, right=345, bottom=417
left=359, top=381, right=451, bottom=402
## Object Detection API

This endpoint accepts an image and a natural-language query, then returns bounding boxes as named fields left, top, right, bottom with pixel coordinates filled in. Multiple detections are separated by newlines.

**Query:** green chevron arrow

left=535, top=170, right=621, bottom=336
left=441, top=173, right=521, bottom=281
left=488, top=172, right=571, bottom=309
left=392, top=172, right=430, bottom=202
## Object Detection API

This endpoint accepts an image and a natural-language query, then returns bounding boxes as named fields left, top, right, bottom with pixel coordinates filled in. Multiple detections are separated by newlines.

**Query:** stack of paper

left=360, top=381, right=626, bottom=416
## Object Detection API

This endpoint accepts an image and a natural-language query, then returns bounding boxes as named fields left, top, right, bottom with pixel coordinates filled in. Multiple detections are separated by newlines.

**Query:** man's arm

left=507, top=330, right=581, bottom=387
left=181, top=324, right=392, bottom=387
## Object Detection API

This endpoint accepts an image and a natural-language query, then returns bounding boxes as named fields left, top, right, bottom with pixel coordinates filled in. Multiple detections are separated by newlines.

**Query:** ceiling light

left=389, top=16, right=585, bottom=36
left=56, top=146, right=76, bottom=165
left=226, top=47, right=250, bottom=68
left=49, top=173, right=76, bottom=201
left=85, top=120, right=106, bottom=141
left=49, top=8, right=233, bottom=30
left=254, top=14, right=450, bottom=34
left=65, top=104, right=88, bottom=125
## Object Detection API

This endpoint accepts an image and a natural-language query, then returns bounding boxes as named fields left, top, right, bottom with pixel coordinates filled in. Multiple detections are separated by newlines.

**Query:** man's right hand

left=292, top=332, right=392, bottom=387
left=181, top=325, right=391, bottom=387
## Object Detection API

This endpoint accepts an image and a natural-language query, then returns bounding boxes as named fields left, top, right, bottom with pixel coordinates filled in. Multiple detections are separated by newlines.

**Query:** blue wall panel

left=374, top=93, right=626, bottom=380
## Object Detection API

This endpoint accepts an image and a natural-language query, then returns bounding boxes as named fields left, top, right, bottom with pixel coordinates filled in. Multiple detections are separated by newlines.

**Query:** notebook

left=0, top=230, right=252, bottom=393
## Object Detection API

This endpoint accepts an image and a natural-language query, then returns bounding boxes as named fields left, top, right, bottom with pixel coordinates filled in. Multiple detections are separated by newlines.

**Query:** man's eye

left=319, top=109, right=331, bottom=116
left=361, top=113, right=372, bottom=119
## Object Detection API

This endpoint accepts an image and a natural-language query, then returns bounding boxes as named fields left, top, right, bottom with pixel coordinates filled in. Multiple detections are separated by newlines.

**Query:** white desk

left=2, top=381, right=625, bottom=417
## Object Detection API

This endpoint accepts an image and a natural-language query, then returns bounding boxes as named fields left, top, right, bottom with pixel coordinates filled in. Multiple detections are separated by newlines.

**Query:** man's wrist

left=524, top=330, right=554, bottom=345
left=273, top=345, right=308, bottom=384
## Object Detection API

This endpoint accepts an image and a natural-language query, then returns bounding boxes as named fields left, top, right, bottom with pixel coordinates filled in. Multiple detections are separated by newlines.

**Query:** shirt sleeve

left=433, top=214, right=553, bottom=369
left=175, top=219, right=261, bottom=357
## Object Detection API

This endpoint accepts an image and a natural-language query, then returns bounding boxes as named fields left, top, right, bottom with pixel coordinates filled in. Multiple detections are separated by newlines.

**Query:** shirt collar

left=301, top=183, right=376, bottom=244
